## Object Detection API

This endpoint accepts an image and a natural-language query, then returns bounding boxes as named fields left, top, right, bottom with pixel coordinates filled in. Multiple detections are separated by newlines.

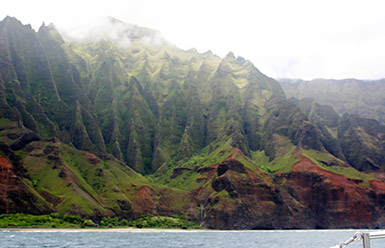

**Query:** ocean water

left=0, top=229, right=383, bottom=248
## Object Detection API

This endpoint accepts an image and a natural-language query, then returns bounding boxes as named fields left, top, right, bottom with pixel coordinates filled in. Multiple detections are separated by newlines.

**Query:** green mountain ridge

left=1, top=16, right=385, bottom=229
left=279, top=78, right=385, bottom=125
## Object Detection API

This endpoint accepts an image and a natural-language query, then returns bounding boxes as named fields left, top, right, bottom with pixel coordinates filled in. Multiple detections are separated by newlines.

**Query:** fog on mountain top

left=58, top=16, right=164, bottom=48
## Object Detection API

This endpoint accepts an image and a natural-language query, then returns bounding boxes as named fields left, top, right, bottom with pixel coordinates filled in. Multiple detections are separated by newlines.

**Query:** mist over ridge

left=279, top=78, right=385, bottom=125
left=3, top=0, right=385, bottom=80
left=1, top=15, right=385, bottom=230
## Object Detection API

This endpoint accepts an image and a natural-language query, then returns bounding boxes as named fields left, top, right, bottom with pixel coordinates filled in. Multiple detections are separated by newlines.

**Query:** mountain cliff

left=1, top=16, right=385, bottom=229
left=280, top=78, right=385, bottom=125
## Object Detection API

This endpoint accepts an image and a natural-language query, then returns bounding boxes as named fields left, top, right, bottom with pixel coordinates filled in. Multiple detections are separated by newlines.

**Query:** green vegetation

left=268, top=147, right=301, bottom=173
left=0, top=118, right=13, bottom=128
left=1, top=16, right=385, bottom=230
left=302, top=149, right=376, bottom=184
left=0, top=213, right=83, bottom=228
left=129, top=214, right=201, bottom=229
left=250, top=145, right=299, bottom=174
left=280, top=78, right=385, bottom=126
left=0, top=213, right=201, bottom=229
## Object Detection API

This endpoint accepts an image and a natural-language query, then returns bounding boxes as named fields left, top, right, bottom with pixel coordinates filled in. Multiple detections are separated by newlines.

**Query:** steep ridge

left=0, top=17, right=105, bottom=154
left=63, top=24, right=298, bottom=174
left=0, top=16, right=385, bottom=229
left=0, top=123, right=53, bottom=214
left=0, top=119, right=193, bottom=219
left=289, top=98, right=385, bottom=171
left=280, top=78, right=385, bottom=125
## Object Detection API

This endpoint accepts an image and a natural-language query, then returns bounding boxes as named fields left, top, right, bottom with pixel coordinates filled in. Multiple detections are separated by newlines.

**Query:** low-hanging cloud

left=58, top=16, right=164, bottom=48
left=2, top=0, right=385, bottom=80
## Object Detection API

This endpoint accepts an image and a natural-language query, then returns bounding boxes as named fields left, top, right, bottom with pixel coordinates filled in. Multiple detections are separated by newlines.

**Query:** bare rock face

left=278, top=157, right=384, bottom=228
left=10, top=132, right=41, bottom=151
left=217, top=159, right=246, bottom=176
left=171, top=167, right=192, bottom=178
left=191, top=156, right=385, bottom=229
left=1, top=17, right=385, bottom=230
left=338, top=114, right=385, bottom=171
left=191, top=157, right=310, bottom=229
left=0, top=142, right=52, bottom=214
left=201, top=168, right=311, bottom=229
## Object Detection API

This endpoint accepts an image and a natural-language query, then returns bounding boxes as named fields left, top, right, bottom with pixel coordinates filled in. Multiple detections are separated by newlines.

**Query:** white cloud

left=1, top=0, right=385, bottom=80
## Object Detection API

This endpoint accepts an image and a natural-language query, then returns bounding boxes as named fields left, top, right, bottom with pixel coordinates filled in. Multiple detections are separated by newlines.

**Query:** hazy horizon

left=2, top=0, right=385, bottom=81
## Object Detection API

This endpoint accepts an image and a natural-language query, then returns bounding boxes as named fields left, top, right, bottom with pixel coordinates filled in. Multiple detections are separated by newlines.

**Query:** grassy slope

left=301, top=149, right=376, bottom=185
left=152, top=128, right=377, bottom=191
left=1, top=20, right=381, bottom=225
left=0, top=119, right=192, bottom=219
left=1, top=115, right=377, bottom=220
left=20, top=139, right=151, bottom=216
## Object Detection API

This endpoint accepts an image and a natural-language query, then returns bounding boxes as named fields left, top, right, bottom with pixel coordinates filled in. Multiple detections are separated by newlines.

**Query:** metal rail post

left=333, top=231, right=385, bottom=248
left=362, top=233, right=370, bottom=248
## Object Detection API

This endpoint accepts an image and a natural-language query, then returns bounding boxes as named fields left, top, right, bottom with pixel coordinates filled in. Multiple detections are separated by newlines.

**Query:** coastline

left=0, top=228, right=366, bottom=233
left=0, top=227, right=204, bottom=232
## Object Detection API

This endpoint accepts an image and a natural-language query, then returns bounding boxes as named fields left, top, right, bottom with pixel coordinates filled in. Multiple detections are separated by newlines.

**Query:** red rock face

left=1, top=129, right=384, bottom=229
left=134, top=185, right=157, bottom=215
left=0, top=155, right=16, bottom=213
left=370, top=180, right=385, bottom=194
left=132, top=185, right=195, bottom=218
left=0, top=155, right=52, bottom=214
left=282, top=157, right=378, bottom=228
left=85, top=152, right=100, bottom=164
left=190, top=155, right=385, bottom=229
left=191, top=156, right=306, bottom=229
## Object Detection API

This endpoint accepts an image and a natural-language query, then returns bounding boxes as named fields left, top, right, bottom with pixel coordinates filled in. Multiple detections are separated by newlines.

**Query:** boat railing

left=332, top=231, right=385, bottom=248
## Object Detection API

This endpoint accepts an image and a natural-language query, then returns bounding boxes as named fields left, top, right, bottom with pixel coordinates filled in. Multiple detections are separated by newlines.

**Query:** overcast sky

left=2, top=0, right=385, bottom=80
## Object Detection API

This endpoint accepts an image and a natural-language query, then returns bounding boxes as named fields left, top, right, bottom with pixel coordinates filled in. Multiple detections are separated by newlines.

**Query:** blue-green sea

left=1, top=229, right=383, bottom=248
